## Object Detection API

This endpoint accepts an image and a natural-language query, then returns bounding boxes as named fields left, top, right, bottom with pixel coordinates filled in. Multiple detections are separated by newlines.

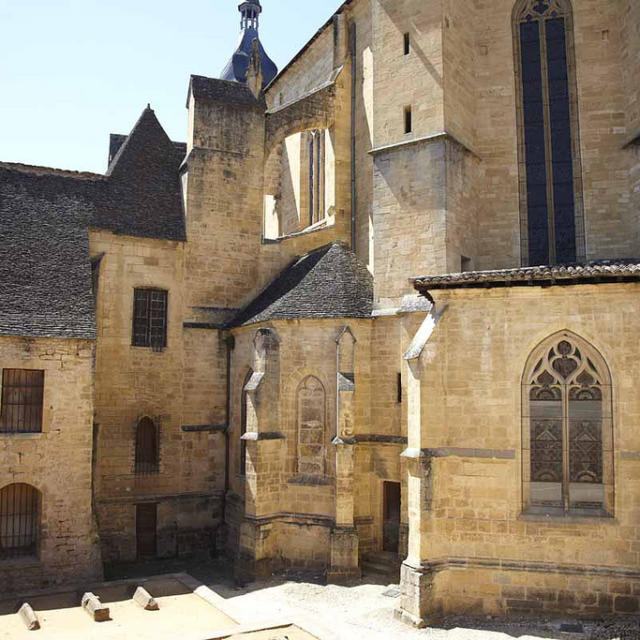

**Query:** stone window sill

left=0, top=432, right=44, bottom=439
left=519, top=507, right=616, bottom=525
left=0, top=557, right=41, bottom=569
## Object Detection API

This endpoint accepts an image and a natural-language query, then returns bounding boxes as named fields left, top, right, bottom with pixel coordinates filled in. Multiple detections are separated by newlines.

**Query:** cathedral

left=1, top=0, right=639, bottom=625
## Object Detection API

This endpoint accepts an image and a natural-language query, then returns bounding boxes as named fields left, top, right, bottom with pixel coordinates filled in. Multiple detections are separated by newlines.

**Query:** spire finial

left=238, top=0, right=261, bottom=30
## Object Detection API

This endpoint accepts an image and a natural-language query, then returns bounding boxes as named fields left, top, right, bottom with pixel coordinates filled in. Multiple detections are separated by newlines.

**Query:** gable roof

left=99, top=106, right=186, bottom=241
left=231, top=242, right=373, bottom=327
left=0, top=106, right=185, bottom=340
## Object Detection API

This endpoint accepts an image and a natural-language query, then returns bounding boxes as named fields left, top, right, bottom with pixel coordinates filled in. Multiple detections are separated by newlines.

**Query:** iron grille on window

left=132, top=289, right=168, bottom=350
left=0, top=369, right=44, bottom=434
left=0, top=484, right=40, bottom=560
left=135, top=417, right=159, bottom=475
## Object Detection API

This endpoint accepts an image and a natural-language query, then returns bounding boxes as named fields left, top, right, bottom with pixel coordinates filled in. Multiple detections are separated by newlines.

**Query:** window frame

left=0, top=369, right=45, bottom=435
left=521, top=331, right=614, bottom=518
left=512, top=0, right=585, bottom=266
left=0, top=483, right=41, bottom=561
left=131, top=288, right=168, bottom=351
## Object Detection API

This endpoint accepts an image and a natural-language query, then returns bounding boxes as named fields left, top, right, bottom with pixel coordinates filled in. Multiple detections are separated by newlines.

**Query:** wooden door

left=136, top=503, right=157, bottom=559
left=382, top=482, right=401, bottom=553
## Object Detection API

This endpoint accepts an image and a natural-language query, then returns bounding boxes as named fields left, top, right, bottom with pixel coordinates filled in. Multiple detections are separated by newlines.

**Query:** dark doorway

left=383, top=481, right=401, bottom=553
left=136, top=503, right=157, bottom=559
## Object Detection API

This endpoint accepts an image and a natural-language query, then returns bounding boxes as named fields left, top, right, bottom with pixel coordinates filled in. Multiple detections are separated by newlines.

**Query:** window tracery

left=523, top=334, right=612, bottom=515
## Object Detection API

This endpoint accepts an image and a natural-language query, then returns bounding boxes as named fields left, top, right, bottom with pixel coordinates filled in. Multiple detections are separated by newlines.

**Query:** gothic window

left=0, top=369, right=44, bottom=434
left=135, top=417, right=159, bottom=475
left=0, top=484, right=40, bottom=560
left=132, top=289, right=168, bottom=350
left=240, top=369, right=253, bottom=476
left=297, top=376, right=326, bottom=476
left=523, top=333, right=613, bottom=515
left=307, top=131, right=325, bottom=226
left=514, top=0, right=584, bottom=266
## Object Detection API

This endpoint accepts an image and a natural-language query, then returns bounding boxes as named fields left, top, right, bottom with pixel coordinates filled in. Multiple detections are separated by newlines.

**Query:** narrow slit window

left=397, top=372, right=402, bottom=404
left=403, top=33, right=410, bottom=55
left=404, top=106, right=412, bottom=134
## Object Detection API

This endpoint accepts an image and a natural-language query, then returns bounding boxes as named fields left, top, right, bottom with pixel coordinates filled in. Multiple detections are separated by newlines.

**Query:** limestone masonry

left=1, top=0, right=640, bottom=625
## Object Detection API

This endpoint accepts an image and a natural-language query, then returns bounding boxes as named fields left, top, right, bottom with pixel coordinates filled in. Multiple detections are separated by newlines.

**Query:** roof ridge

left=0, top=162, right=104, bottom=180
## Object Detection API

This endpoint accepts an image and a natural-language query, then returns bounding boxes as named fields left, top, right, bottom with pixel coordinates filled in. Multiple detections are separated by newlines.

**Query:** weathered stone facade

left=1, top=0, right=639, bottom=626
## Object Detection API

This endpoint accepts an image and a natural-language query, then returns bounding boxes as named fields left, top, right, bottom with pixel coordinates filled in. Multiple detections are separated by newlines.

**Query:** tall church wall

left=402, top=283, right=640, bottom=620
left=471, top=0, right=636, bottom=270
left=91, top=230, right=222, bottom=563
left=0, top=336, right=101, bottom=592
left=620, top=0, right=640, bottom=252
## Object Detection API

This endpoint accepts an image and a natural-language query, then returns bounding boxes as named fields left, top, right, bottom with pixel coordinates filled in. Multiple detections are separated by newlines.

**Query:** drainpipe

left=350, top=21, right=357, bottom=252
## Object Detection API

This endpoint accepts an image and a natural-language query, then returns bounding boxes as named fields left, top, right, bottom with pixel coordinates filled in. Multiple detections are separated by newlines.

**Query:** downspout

left=350, top=21, right=357, bottom=252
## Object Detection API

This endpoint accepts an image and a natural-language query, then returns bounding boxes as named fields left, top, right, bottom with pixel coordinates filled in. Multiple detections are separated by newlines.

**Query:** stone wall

left=91, top=230, right=223, bottom=563
left=0, top=336, right=101, bottom=593
left=401, top=282, right=640, bottom=620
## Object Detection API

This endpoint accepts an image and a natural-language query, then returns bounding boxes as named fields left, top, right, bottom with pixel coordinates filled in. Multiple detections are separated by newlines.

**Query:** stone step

left=362, top=552, right=401, bottom=569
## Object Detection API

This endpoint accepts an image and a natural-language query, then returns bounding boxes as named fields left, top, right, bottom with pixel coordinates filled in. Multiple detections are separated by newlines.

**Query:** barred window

left=135, top=417, right=159, bottom=475
left=132, top=289, right=168, bottom=350
left=0, top=484, right=40, bottom=560
left=523, top=333, right=613, bottom=516
left=0, top=369, right=44, bottom=434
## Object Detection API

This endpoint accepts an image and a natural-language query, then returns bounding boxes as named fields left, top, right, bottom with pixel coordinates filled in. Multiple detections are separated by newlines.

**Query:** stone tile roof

left=413, top=262, right=640, bottom=292
left=0, top=166, right=96, bottom=339
left=188, top=75, right=264, bottom=108
left=0, top=106, right=185, bottom=339
left=231, top=242, right=373, bottom=327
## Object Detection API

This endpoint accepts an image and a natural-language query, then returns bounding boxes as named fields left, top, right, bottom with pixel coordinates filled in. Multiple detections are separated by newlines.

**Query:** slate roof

left=413, top=262, right=640, bottom=292
left=0, top=106, right=185, bottom=340
left=220, top=26, right=278, bottom=89
left=231, top=243, right=373, bottom=327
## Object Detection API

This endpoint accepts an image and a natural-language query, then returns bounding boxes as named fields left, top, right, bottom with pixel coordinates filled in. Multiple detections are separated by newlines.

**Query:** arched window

left=135, top=417, right=159, bottom=475
left=514, top=0, right=584, bottom=266
left=0, top=484, right=40, bottom=559
left=522, top=333, right=613, bottom=515
left=297, top=376, right=326, bottom=476
left=240, top=369, right=253, bottom=476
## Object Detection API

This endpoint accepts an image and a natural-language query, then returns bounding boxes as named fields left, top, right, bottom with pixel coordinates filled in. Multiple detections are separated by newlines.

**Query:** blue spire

left=220, top=1, right=278, bottom=90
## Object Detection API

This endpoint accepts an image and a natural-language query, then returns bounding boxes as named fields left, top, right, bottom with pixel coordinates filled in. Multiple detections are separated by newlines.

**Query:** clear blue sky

left=0, top=0, right=340, bottom=173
